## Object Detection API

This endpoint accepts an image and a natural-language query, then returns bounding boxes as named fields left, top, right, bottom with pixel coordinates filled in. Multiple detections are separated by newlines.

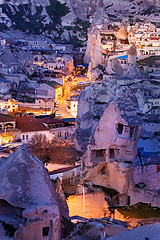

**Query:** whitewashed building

left=15, top=116, right=53, bottom=143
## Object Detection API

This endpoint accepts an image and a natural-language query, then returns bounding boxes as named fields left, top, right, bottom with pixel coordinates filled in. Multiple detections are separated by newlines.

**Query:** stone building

left=0, top=144, right=65, bottom=239
left=116, top=25, right=128, bottom=44
left=75, top=82, right=142, bottom=206
left=81, top=98, right=142, bottom=205
left=0, top=113, right=20, bottom=144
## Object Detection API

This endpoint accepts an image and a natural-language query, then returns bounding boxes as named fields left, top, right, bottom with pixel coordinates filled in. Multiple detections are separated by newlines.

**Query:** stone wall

left=67, top=191, right=110, bottom=219
left=134, top=165, right=160, bottom=190
left=129, top=187, right=160, bottom=207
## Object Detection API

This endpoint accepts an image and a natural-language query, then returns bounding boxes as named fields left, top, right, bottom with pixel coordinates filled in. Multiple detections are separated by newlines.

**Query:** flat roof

left=0, top=113, right=14, bottom=122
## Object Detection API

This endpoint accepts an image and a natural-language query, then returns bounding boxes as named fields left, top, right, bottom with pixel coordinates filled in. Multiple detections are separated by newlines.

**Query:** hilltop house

left=38, top=117, right=75, bottom=139
left=0, top=113, right=20, bottom=144
left=43, top=55, right=74, bottom=74
left=35, top=81, right=63, bottom=108
left=66, top=96, right=79, bottom=117
left=0, top=99, right=18, bottom=114
left=75, top=96, right=142, bottom=206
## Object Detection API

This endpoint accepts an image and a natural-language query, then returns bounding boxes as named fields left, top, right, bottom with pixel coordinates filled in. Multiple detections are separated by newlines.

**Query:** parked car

left=55, top=113, right=62, bottom=118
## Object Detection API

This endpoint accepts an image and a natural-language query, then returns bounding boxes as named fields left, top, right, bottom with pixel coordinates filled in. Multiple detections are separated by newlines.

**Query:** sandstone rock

left=127, top=45, right=137, bottom=56
left=117, top=25, right=128, bottom=41
left=0, top=144, right=63, bottom=240
left=75, top=82, right=142, bottom=202
left=75, top=82, right=139, bottom=153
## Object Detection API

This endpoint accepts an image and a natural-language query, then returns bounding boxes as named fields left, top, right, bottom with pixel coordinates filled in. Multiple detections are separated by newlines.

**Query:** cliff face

left=0, top=0, right=159, bottom=40
left=0, top=144, right=63, bottom=240
left=74, top=82, right=139, bottom=153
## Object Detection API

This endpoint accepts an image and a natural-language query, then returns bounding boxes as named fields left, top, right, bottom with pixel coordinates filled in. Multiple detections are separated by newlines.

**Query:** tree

left=29, top=134, right=77, bottom=164
left=28, top=134, right=50, bottom=163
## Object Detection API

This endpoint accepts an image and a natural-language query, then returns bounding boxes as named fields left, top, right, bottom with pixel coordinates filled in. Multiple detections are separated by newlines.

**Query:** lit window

left=157, top=165, right=160, bottom=172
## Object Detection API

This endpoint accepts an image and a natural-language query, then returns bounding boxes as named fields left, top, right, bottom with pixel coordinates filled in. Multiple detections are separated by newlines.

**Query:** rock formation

left=0, top=144, right=65, bottom=240
left=84, top=26, right=103, bottom=66
left=127, top=45, right=137, bottom=65
left=75, top=82, right=139, bottom=153
left=108, top=222, right=160, bottom=240
left=117, top=25, right=128, bottom=42
left=0, top=0, right=159, bottom=37
left=74, top=82, right=142, bottom=205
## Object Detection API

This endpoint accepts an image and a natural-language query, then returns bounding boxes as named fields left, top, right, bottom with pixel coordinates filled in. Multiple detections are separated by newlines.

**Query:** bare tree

left=29, top=134, right=77, bottom=164
left=28, top=134, right=50, bottom=163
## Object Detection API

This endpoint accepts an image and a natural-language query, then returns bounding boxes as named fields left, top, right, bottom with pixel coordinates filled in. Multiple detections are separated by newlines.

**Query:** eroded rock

left=0, top=144, right=63, bottom=240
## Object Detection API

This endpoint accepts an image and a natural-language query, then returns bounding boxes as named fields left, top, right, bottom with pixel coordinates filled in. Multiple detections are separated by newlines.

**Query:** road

left=56, top=75, right=87, bottom=118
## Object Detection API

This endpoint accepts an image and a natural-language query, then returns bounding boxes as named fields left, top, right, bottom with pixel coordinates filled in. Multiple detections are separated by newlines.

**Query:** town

left=0, top=11, right=160, bottom=240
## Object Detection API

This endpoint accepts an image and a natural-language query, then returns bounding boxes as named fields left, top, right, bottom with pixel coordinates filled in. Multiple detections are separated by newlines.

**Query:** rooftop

left=46, top=81, right=62, bottom=89
left=15, top=116, right=49, bottom=132
left=0, top=113, right=14, bottom=123
left=38, top=117, right=64, bottom=124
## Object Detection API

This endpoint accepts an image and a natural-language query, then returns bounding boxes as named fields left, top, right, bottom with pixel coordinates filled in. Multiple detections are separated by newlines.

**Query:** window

left=125, top=150, right=132, bottom=155
left=42, top=227, right=49, bottom=237
left=23, top=135, right=25, bottom=140
left=117, top=124, right=123, bottom=134
left=96, top=150, right=104, bottom=158
left=26, top=135, right=28, bottom=140
left=124, top=127, right=129, bottom=133
left=130, top=127, right=134, bottom=138
left=109, top=148, right=115, bottom=159
left=58, top=132, right=61, bottom=138
left=91, top=150, right=105, bottom=162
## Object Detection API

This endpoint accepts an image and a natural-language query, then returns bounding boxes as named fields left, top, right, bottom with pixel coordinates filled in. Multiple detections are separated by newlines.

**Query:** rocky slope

left=0, top=0, right=159, bottom=41
left=74, top=82, right=139, bottom=153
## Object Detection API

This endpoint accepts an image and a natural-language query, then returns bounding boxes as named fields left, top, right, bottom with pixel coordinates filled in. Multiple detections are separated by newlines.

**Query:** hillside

left=0, top=0, right=159, bottom=42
